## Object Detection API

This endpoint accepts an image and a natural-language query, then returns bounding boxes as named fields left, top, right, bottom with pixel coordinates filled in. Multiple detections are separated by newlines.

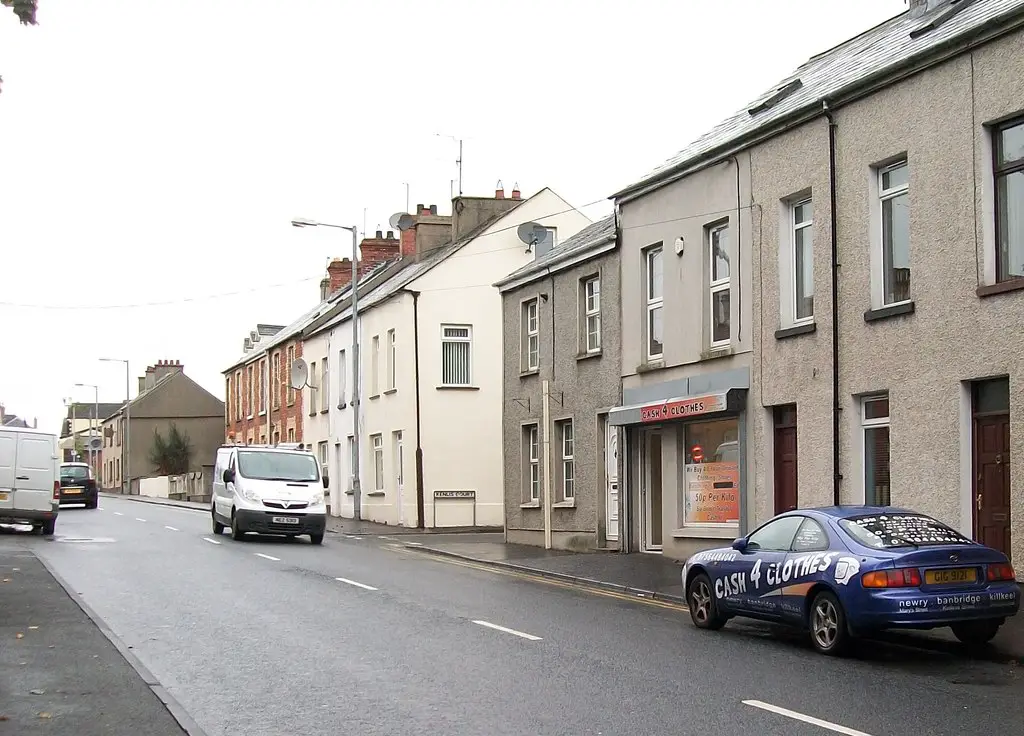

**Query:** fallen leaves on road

left=15, top=633, right=23, bottom=639
left=38, top=712, right=52, bottom=719
left=30, top=689, right=45, bottom=695
left=2, top=578, right=10, bottom=583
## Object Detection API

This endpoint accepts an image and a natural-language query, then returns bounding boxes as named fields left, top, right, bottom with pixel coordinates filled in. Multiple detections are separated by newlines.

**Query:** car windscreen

left=60, top=465, right=89, bottom=481
left=838, top=513, right=973, bottom=550
left=236, top=451, right=319, bottom=482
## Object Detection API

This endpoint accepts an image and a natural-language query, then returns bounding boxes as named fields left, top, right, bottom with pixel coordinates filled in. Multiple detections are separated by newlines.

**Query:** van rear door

left=0, top=431, right=16, bottom=511
left=14, top=433, right=57, bottom=512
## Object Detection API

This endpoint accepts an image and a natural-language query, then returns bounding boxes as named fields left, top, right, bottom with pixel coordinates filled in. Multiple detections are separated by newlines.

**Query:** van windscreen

left=236, top=451, right=319, bottom=482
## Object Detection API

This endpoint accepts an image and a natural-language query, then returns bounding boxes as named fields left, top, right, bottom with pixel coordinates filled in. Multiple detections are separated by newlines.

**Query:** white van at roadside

left=210, top=444, right=328, bottom=545
left=0, top=426, right=60, bottom=534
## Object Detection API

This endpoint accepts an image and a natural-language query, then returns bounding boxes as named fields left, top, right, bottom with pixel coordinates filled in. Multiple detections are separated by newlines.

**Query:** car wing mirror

left=731, top=537, right=748, bottom=553
left=223, top=469, right=235, bottom=484
left=322, top=475, right=329, bottom=489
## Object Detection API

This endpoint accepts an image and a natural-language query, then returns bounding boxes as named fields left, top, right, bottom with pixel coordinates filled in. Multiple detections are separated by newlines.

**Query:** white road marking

left=742, top=700, right=874, bottom=736
left=379, top=535, right=393, bottom=540
left=254, top=553, right=280, bottom=561
left=202, top=537, right=221, bottom=545
left=471, top=620, right=543, bottom=641
left=343, top=534, right=362, bottom=539
left=164, top=525, right=179, bottom=531
left=335, top=577, right=378, bottom=591
left=135, top=518, right=146, bottom=522
left=406, top=541, right=423, bottom=546
left=113, top=512, right=123, bottom=516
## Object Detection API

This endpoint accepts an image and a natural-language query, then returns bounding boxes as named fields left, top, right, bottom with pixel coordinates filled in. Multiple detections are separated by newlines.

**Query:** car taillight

left=862, top=568, right=922, bottom=588
left=52, top=481, right=60, bottom=501
left=987, top=563, right=1016, bottom=582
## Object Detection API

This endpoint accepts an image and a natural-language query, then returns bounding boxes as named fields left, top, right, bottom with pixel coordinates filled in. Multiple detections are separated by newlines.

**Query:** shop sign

left=639, top=393, right=727, bottom=423
left=434, top=490, right=476, bottom=499
left=684, top=462, right=739, bottom=524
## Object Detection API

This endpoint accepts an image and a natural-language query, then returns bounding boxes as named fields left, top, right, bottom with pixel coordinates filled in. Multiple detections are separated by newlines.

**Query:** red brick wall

left=225, top=338, right=305, bottom=446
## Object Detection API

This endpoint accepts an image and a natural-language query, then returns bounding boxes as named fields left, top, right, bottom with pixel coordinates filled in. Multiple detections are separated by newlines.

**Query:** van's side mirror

left=223, top=468, right=235, bottom=484
left=322, top=475, right=329, bottom=489
left=731, top=537, right=748, bottom=553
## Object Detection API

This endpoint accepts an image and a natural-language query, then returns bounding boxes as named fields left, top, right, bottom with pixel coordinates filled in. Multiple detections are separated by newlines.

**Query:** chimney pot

left=386, top=230, right=394, bottom=239
left=511, top=182, right=521, bottom=200
left=429, top=204, right=438, bottom=215
left=416, top=203, right=423, bottom=213
left=375, top=229, right=383, bottom=239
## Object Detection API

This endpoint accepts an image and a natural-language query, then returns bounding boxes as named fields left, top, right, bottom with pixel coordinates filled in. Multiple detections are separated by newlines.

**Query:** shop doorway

left=639, top=428, right=663, bottom=552
left=972, top=378, right=1010, bottom=558
left=604, top=419, right=619, bottom=542
left=773, top=404, right=798, bottom=514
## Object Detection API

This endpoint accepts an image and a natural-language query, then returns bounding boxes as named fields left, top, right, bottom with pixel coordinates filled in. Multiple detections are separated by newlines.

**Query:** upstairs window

left=878, top=161, right=910, bottom=305
left=523, top=299, right=539, bottom=371
left=709, top=223, right=731, bottom=346
left=644, top=245, right=664, bottom=360
left=994, top=118, right=1024, bottom=283
left=582, top=277, right=601, bottom=353
left=441, top=325, right=473, bottom=387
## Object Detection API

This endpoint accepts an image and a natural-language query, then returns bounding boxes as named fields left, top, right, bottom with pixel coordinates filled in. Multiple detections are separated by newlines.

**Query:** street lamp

left=100, top=358, right=130, bottom=494
left=73, top=383, right=99, bottom=476
left=291, top=217, right=362, bottom=521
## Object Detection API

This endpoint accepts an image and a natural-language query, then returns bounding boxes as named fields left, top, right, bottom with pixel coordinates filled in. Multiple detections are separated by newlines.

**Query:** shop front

left=609, top=368, right=751, bottom=560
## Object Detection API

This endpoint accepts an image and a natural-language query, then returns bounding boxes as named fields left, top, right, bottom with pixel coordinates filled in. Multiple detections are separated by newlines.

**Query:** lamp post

left=74, top=383, right=99, bottom=477
left=100, top=358, right=130, bottom=494
left=291, top=217, right=361, bottom=521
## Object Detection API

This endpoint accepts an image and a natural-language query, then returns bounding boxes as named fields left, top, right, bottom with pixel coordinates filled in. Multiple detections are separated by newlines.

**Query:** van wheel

left=310, top=532, right=324, bottom=545
left=41, top=519, right=56, bottom=536
left=212, top=510, right=225, bottom=535
left=230, top=511, right=245, bottom=541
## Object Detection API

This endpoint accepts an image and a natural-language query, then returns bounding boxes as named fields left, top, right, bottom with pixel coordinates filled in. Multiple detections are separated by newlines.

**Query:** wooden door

left=773, top=405, right=798, bottom=514
left=974, top=414, right=1011, bottom=557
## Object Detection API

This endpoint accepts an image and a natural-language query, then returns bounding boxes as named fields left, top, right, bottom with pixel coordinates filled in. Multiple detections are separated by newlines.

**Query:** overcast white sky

left=0, top=0, right=907, bottom=432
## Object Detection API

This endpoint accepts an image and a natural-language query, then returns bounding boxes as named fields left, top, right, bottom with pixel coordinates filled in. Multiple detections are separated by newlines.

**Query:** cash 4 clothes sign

left=683, top=461, right=738, bottom=525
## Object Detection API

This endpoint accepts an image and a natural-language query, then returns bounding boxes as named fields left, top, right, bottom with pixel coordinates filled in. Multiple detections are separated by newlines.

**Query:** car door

left=778, top=517, right=835, bottom=623
left=15, top=433, right=56, bottom=512
left=730, top=515, right=805, bottom=619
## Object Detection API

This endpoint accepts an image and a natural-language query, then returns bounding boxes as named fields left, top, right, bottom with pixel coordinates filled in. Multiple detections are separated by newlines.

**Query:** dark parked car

left=58, top=462, right=98, bottom=509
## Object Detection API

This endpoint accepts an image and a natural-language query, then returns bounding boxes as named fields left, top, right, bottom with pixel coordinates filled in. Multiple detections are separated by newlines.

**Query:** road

left=8, top=496, right=1022, bottom=736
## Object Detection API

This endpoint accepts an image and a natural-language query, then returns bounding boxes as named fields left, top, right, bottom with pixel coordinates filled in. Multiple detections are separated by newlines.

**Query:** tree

left=148, top=424, right=193, bottom=476
left=1, top=0, right=38, bottom=94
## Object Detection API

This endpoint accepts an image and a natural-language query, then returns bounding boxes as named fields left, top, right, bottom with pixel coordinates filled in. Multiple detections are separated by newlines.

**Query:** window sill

left=246, top=415, right=254, bottom=421
left=520, top=501, right=541, bottom=509
left=308, top=411, right=317, bottom=418
left=383, top=388, right=398, bottom=395
left=345, top=489, right=354, bottom=496
left=864, top=300, right=915, bottom=323
left=552, top=499, right=576, bottom=509
left=700, top=345, right=734, bottom=361
left=436, top=385, right=480, bottom=391
left=977, top=278, right=1024, bottom=298
left=576, top=351, right=601, bottom=362
left=367, top=491, right=385, bottom=497
left=636, top=360, right=665, bottom=373
left=775, top=322, right=816, bottom=340
left=258, top=410, right=267, bottom=417
left=369, top=394, right=380, bottom=401
left=337, top=402, right=347, bottom=410
left=520, top=368, right=540, bottom=378
left=672, top=526, right=738, bottom=539
left=320, top=409, right=329, bottom=415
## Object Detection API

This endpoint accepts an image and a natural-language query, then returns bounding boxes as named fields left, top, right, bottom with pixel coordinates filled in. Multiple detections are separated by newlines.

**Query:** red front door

left=773, top=405, right=798, bottom=514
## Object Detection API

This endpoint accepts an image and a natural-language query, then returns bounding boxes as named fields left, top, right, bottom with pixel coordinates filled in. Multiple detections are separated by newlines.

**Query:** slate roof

left=495, top=214, right=616, bottom=291
left=615, top=0, right=1024, bottom=200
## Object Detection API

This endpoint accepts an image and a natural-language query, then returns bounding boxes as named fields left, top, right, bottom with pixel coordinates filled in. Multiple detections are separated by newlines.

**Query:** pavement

left=22, top=494, right=1020, bottom=735
left=0, top=547, right=194, bottom=735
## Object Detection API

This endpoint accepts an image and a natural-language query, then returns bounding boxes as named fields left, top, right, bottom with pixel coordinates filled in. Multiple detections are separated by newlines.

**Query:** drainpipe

left=823, top=100, right=841, bottom=506
left=407, top=289, right=426, bottom=529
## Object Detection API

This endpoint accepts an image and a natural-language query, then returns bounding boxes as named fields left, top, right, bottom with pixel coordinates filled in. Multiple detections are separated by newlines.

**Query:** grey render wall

left=501, top=247, right=621, bottom=550
left=750, top=117, right=835, bottom=524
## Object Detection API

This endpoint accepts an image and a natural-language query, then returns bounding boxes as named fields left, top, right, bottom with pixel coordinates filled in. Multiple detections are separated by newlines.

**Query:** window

left=385, top=330, right=396, bottom=391
left=681, top=417, right=739, bottom=528
left=583, top=277, right=601, bottom=353
left=441, top=325, right=472, bottom=386
left=337, top=349, right=347, bottom=406
left=791, top=518, right=829, bottom=552
left=370, top=335, right=380, bottom=396
left=246, top=365, right=254, bottom=417
left=644, top=245, right=664, bottom=359
left=994, top=118, right=1024, bottom=282
left=286, top=346, right=296, bottom=404
left=861, top=395, right=890, bottom=506
left=308, top=360, right=319, bottom=415
left=259, top=360, right=268, bottom=413
left=317, top=441, right=328, bottom=477
left=792, top=199, right=814, bottom=321
left=523, top=424, right=539, bottom=502
left=235, top=371, right=242, bottom=418
left=746, top=516, right=803, bottom=552
left=226, top=377, right=232, bottom=423
left=347, top=435, right=355, bottom=491
left=709, top=223, right=730, bottom=346
left=271, top=354, right=280, bottom=409
left=878, top=161, right=910, bottom=305
left=558, top=420, right=574, bottom=501
left=839, top=514, right=972, bottom=550
left=523, top=299, right=539, bottom=371
left=287, top=427, right=295, bottom=443
left=320, top=357, right=329, bottom=411
left=371, top=434, right=384, bottom=491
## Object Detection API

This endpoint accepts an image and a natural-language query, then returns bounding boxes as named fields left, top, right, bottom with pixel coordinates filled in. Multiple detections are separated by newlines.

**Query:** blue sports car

left=681, top=506, right=1020, bottom=655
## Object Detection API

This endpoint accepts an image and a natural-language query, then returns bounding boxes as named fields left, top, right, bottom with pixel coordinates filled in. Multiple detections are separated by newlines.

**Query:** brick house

left=224, top=232, right=401, bottom=446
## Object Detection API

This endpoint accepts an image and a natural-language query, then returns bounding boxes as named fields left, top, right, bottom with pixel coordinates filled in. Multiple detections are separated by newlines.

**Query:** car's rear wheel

left=212, top=510, right=225, bottom=535
left=687, top=572, right=727, bottom=630
left=230, top=511, right=245, bottom=541
left=809, top=590, right=849, bottom=656
left=85, top=498, right=98, bottom=510
left=951, top=619, right=1001, bottom=646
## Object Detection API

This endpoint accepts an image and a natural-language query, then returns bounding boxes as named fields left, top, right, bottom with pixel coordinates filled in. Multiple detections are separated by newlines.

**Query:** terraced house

left=606, top=0, right=1024, bottom=567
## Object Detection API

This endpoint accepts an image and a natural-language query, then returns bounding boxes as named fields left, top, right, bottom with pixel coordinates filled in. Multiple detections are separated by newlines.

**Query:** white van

left=211, top=444, right=328, bottom=545
left=0, top=426, right=60, bottom=534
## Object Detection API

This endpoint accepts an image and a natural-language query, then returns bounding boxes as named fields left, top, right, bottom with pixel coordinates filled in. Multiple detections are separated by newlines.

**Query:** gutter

left=612, top=7, right=1024, bottom=204
left=823, top=101, right=841, bottom=507
left=406, top=288, right=426, bottom=529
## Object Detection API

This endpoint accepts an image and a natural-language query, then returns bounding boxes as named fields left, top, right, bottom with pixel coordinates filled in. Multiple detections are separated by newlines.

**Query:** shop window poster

left=683, top=419, right=739, bottom=525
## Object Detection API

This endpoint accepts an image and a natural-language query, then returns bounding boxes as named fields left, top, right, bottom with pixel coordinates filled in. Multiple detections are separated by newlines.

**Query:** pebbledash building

left=602, top=0, right=1024, bottom=565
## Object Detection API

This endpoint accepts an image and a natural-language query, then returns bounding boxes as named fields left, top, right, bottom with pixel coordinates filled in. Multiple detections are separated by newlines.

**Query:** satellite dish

left=290, top=359, right=309, bottom=390
left=396, top=213, right=415, bottom=231
left=388, top=212, right=406, bottom=231
left=517, top=222, right=548, bottom=247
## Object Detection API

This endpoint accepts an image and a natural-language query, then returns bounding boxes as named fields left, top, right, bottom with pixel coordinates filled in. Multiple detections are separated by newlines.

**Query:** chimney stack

left=358, top=230, right=401, bottom=272
left=495, top=179, right=505, bottom=199
left=152, top=360, right=184, bottom=384
left=511, top=182, right=521, bottom=200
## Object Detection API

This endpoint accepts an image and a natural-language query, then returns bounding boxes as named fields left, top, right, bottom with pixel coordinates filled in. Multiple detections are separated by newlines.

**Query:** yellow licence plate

left=63, top=487, right=82, bottom=494
left=0, top=491, right=8, bottom=501
left=925, top=567, right=977, bottom=585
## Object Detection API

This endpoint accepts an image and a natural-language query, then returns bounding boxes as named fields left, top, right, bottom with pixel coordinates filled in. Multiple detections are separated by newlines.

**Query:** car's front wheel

left=230, top=511, right=245, bottom=541
left=212, top=509, right=225, bottom=535
left=687, top=572, right=727, bottom=630
left=809, top=590, right=850, bottom=656
left=310, top=532, right=324, bottom=546
left=951, top=619, right=1001, bottom=646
